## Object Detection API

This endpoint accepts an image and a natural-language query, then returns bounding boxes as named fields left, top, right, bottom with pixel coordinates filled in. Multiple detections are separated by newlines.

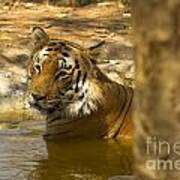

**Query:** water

left=0, top=120, right=133, bottom=180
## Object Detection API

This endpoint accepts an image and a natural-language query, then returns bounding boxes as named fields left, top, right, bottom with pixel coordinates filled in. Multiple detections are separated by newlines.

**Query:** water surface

left=0, top=120, right=133, bottom=180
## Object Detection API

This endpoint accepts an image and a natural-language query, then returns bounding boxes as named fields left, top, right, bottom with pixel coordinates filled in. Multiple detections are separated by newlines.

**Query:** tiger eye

left=46, top=47, right=53, bottom=51
left=62, top=52, right=70, bottom=57
left=54, top=47, right=59, bottom=51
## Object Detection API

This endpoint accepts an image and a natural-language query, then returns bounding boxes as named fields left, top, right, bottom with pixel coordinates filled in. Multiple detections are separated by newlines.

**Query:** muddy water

left=0, top=120, right=133, bottom=180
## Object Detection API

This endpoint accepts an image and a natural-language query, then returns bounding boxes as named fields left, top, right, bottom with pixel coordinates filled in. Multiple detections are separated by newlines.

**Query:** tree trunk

left=133, top=0, right=180, bottom=179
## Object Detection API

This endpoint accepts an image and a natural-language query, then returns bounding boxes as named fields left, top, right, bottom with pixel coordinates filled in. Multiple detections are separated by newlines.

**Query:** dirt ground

left=0, top=1, right=132, bottom=57
left=0, top=1, right=134, bottom=121
left=0, top=0, right=134, bottom=84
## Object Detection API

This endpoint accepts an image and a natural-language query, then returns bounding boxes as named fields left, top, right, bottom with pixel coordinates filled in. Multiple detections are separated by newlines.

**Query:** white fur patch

left=65, top=79, right=104, bottom=117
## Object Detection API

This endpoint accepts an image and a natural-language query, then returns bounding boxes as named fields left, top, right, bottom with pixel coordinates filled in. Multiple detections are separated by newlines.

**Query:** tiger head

left=27, top=27, right=107, bottom=117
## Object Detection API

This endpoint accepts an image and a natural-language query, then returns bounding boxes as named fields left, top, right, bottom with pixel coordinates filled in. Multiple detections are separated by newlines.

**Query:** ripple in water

left=0, top=120, right=133, bottom=180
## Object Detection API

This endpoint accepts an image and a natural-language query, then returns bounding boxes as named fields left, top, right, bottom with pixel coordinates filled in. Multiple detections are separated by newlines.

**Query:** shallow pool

left=0, top=120, right=133, bottom=180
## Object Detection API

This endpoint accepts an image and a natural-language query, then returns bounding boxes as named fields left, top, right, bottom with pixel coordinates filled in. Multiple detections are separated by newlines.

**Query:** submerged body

left=27, top=27, right=133, bottom=140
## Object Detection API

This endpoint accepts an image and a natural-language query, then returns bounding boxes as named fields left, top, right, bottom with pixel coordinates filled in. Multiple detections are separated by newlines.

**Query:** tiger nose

left=31, top=93, right=46, bottom=101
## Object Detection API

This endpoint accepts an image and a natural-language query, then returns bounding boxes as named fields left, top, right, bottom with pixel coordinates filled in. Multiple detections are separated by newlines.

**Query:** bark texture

left=133, top=0, right=180, bottom=179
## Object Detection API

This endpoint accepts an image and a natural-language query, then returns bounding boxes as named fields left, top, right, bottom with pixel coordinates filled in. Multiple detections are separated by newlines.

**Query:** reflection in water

left=0, top=135, right=47, bottom=180
left=30, top=139, right=133, bottom=180
left=0, top=120, right=133, bottom=180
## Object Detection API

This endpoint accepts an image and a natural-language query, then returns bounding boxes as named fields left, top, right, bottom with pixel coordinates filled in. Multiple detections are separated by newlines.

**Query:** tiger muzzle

left=31, top=93, right=46, bottom=101
left=28, top=93, right=60, bottom=114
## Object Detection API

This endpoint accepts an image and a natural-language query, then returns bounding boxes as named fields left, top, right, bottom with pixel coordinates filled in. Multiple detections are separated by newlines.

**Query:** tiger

left=27, top=26, right=134, bottom=140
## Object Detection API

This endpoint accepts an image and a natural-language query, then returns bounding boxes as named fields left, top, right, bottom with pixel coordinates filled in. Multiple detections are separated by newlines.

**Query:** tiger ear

left=88, top=40, right=106, bottom=62
left=31, top=26, right=49, bottom=51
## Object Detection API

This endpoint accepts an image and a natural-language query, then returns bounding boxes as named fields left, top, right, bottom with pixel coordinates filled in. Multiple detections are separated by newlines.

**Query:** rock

left=98, top=60, right=135, bottom=87
left=0, top=51, right=42, bottom=122
left=108, top=175, right=135, bottom=180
